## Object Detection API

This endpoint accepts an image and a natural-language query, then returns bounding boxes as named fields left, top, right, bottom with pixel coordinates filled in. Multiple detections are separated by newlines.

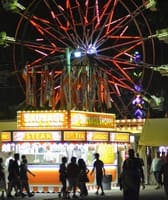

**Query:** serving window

left=2, top=142, right=117, bottom=166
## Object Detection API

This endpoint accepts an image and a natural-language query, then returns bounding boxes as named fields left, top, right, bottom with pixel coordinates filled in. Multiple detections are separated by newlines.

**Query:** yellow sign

left=71, top=111, right=116, bottom=129
left=64, top=131, right=86, bottom=141
left=13, top=131, right=61, bottom=141
left=0, top=132, right=11, bottom=141
left=17, top=110, right=116, bottom=131
left=17, top=111, right=68, bottom=130
left=110, top=132, right=130, bottom=143
left=87, top=131, right=109, bottom=141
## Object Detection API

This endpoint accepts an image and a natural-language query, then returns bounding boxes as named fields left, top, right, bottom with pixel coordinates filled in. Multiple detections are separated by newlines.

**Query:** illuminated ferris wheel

left=2, top=0, right=158, bottom=118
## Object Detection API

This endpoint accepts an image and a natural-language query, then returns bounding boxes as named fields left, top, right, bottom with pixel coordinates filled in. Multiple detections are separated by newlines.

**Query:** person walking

left=59, top=156, right=68, bottom=198
left=78, top=158, right=89, bottom=197
left=119, top=149, right=145, bottom=200
left=0, top=158, right=7, bottom=199
left=67, top=156, right=80, bottom=199
left=159, top=154, right=168, bottom=197
left=4, top=152, right=13, bottom=190
left=90, top=153, right=105, bottom=196
left=151, top=151, right=164, bottom=189
left=20, top=157, right=35, bottom=197
left=7, top=159, right=17, bottom=198
left=11, top=153, right=21, bottom=197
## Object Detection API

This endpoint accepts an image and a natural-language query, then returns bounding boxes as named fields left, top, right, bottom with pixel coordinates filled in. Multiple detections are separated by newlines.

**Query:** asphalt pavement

left=1, top=185, right=167, bottom=200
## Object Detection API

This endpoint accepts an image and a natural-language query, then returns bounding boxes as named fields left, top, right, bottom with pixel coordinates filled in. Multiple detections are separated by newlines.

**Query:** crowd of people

left=0, top=149, right=168, bottom=200
left=59, top=153, right=105, bottom=199
left=0, top=153, right=35, bottom=199
left=150, top=151, right=168, bottom=194
left=119, top=149, right=168, bottom=200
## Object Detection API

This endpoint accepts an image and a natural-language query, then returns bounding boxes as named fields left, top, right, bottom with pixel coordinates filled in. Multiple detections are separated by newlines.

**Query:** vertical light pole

left=66, top=47, right=71, bottom=111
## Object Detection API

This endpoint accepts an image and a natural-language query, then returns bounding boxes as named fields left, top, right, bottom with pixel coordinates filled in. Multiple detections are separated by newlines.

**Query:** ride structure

left=1, top=0, right=166, bottom=119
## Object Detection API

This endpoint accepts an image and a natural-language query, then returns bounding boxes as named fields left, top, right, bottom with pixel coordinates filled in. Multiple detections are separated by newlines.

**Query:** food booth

left=1, top=110, right=131, bottom=193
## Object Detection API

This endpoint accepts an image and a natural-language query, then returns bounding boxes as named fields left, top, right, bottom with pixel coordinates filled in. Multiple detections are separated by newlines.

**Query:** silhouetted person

left=119, top=149, right=145, bottom=200
left=5, top=152, right=13, bottom=189
left=20, top=157, right=35, bottom=197
left=78, top=158, right=89, bottom=197
left=67, top=156, right=80, bottom=198
left=159, top=154, right=168, bottom=197
left=0, top=158, right=6, bottom=198
left=91, top=153, right=105, bottom=195
left=12, top=153, right=21, bottom=197
left=136, top=152, right=144, bottom=167
left=59, top=156, right=68, bottom=198
left=161, top=151, right=167, bottom=163
left=7, top=159, right=17, bottom=198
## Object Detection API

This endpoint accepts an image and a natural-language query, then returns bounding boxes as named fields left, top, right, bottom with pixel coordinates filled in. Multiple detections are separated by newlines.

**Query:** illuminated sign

left=87, top=131, right=109, bottom=141
left=71, top=111, right=115, bottom=129
left=17, top=111, right=68, bottom=130
left=13, top=131, right=62, bottom=141
left=17, top=110, right=116, bottom=131
left=110, top=132, right=130, bottom=143
left=0, top=132, right=11, bottom=141
left=64, top=131, right=86, bottom=141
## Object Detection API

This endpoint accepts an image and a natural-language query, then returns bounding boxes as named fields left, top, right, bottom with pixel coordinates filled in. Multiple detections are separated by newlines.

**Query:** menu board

left=110, top=132, right=130, bottom=143
left=87, top=131, right=109, bottom=141
left=13, top=131, right=62, bottom=141
left=63, top=131, right=86, bottom=141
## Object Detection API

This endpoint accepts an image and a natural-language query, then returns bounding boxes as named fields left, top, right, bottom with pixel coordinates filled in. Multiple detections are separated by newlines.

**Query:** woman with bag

left=78, top=158, right=89, bottom=197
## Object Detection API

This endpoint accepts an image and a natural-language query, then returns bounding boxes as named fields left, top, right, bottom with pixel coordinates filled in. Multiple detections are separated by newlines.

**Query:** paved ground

left=1, top=185, right=167, bottom=200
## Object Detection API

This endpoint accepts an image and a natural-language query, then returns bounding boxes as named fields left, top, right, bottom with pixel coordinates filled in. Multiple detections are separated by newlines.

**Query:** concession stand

left=1, top=110, right=131, bottom=193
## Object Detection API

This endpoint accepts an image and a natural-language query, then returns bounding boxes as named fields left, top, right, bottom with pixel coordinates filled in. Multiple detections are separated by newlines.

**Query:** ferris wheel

left=2, top=0, right=157, bottom=118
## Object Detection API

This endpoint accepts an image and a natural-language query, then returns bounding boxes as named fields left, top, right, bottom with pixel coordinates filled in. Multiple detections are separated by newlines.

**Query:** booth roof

left=139, top=118, right=168, bottom=146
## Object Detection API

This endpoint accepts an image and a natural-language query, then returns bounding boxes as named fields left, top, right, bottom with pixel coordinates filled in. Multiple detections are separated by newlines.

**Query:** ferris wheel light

left=73, top=50, right=82, bottom=58
left=87, top=44, right=97, bottom=55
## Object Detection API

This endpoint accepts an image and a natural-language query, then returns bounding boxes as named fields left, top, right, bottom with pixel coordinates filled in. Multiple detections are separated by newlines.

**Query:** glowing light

left=134, top=51, right=141, bottom=64
left=73, top=49, right=82, bottom=58
left=134, top=85, right=142, bottom=92
left=87, top=44, right=97, bottom=55
left=132, top=94, right=145, bottom=119
left=1, top=0, right=25, bottom=11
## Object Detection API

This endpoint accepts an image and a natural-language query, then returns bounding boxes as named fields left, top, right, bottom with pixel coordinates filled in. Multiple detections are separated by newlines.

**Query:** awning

left=0, top=120, right=17, bottom=131
left=139, top=118, right=168, bottom=146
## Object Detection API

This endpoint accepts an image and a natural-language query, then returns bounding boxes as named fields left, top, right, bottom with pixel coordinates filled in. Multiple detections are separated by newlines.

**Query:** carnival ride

left=1, top=0, right=167, bottom=119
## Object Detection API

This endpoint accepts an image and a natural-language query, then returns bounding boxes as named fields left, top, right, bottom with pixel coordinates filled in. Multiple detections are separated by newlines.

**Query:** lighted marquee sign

left=71, top=111, right=115, bottom=130
left=87, top=131, right=109, bottom=141
left=110, top=132, right=130, bottom=143
left=13, top=131, right=62, bottom=141
left=63, top=131, right=86, bottom=141
left=0, top=132, right=11, bottom=141
left=17, top=110, right=116, bottom=131
left=17, top=111, right=68, bottom=130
